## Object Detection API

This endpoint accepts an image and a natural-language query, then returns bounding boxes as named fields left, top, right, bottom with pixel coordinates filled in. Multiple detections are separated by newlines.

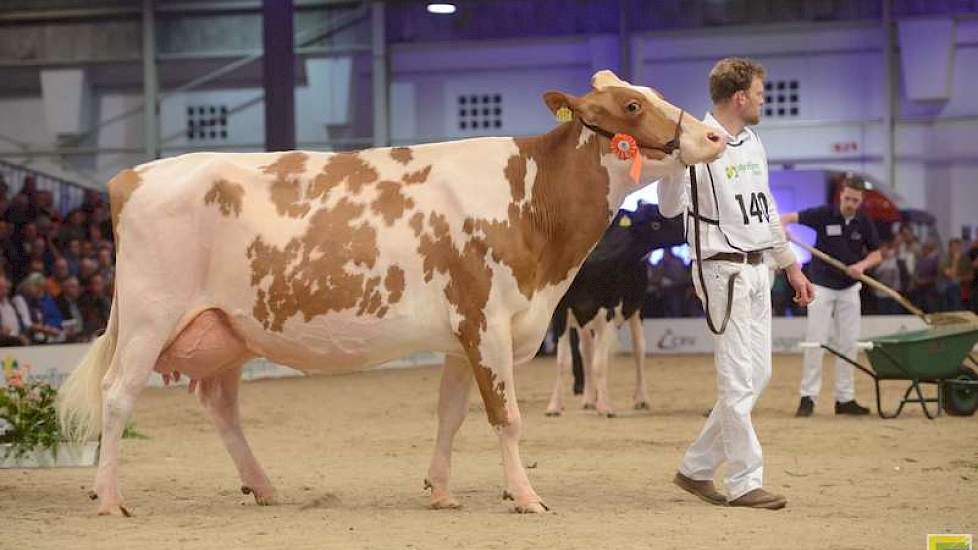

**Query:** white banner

left=618, top=315, right=930, bottom=355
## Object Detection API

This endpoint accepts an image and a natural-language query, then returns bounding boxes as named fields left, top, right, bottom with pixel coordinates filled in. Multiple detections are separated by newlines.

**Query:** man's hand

left=846, top=263, right=866, bottom=280
left=785, top=263, right=815, bottom=307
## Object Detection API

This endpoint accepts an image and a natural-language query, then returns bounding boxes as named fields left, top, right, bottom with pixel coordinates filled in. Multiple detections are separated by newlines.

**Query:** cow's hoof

left=604, top=412, right=617, bottom=418
left=582, top=403, right=595, bottom=410
left=544, top=410, right=562, bottom=417
left=429, top=495, right=461, bottom=510
left=634, top=401, right=650, bottom=410
left=241, top=485, right=277, bottom=506
left=97, top=503, right=132, bottom=517
left=513, top=501, right=550, bottom=514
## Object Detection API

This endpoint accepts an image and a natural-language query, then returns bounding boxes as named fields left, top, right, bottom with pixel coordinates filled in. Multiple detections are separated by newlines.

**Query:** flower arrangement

left=0, top=359, right=62, bottom=460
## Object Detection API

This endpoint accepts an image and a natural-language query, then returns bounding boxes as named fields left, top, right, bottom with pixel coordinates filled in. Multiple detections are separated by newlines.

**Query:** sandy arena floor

left=3, top=353, right=977, bottom=549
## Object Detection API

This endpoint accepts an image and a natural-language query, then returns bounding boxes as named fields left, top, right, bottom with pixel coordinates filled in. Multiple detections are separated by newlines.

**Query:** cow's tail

left=58, top=293, right=119, bottom=443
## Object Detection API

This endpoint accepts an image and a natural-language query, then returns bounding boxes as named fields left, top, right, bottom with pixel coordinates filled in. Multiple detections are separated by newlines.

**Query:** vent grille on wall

left=764, top=80, right=799, bottom=118
left=457, top=94, right=502, bottom=132
left=187, top=105, right=229, bottom=141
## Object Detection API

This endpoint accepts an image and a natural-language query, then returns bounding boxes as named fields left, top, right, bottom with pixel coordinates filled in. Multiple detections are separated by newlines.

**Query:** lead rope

left=689, top=165, right=737, bottom=335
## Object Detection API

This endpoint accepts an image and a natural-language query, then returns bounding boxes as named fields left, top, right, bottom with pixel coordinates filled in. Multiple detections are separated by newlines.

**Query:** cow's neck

left=507, top=121, right=630, bottom=293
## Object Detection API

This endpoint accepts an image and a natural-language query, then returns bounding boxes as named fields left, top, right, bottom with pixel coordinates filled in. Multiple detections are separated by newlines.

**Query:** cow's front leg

left=425, top=354, right=472, bottom=510
left=545, top=330, right=572, bottom=416
left=464, top=331, right=548, bottom=514
left=579, top=328, right=597, bottom=410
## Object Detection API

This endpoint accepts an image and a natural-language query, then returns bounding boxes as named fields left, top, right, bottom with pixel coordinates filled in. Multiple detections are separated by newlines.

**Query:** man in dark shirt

left=781, top=177, right=881, bottom=417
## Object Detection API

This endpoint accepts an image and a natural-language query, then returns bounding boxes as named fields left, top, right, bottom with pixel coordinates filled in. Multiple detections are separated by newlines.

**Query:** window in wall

left=763, top=80, right=800, bottom=119
left=187, top=105, right=229, bottom=141
left=457, top=94, right=503, bottom=132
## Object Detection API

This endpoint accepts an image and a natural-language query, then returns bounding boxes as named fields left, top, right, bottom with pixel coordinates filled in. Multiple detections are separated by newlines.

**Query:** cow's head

left=543, top=70, right=725, bottom=187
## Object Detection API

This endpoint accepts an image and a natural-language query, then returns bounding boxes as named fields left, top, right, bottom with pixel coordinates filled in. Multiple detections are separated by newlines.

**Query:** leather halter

left=580, top=109, right=685, bottom=158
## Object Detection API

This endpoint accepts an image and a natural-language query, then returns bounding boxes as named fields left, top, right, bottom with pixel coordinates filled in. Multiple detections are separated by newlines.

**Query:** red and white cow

left=58, top=70, right=724, bottom=516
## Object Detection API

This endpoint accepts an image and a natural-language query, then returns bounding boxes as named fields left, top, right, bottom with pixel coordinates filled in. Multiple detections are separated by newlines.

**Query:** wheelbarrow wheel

left=942, top=366, right=978, bottom=416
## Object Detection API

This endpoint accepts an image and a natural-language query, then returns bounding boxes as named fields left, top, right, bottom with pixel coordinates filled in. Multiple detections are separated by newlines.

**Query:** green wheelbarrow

left=800, top=324, right=978, bottom=419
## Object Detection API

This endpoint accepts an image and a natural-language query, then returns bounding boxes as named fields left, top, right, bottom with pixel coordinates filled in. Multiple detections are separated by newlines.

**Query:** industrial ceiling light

left=426, top=3, right=456, bottom=14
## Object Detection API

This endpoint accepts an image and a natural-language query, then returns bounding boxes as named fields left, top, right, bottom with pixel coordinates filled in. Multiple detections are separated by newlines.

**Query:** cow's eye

left=626, top=101, right=641, bottom=113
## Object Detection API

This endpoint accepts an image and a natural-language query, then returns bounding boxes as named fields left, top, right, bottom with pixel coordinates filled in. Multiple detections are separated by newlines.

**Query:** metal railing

left=0, top=159, right=94, bottom=215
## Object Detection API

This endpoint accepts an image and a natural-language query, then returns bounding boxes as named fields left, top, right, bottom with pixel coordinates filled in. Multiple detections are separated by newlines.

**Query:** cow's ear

left=543, top=91, right=577, bottom=116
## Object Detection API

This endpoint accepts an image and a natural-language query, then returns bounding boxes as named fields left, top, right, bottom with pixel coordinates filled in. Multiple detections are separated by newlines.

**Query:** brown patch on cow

left=401, top=165, right=432, bottom=185
left=416, top=212, right=508, bottom=426
left=107, top=168, right=142, bottom=243
left=357, top=276, right=383, bottom=316
left=261, top=152, right=312, bottom=218
left=384, top=265, right=405, bottom=304
left=203, top=179, right=245, bottom=218
left=409, top=212, right=424, bottom=237
left=307, top=152, right=379, bottom=200
left=390, top=147, right=413, bottom=165
left=371, top=181, right=416, bottom=226
left=247, top=198, right=386, bottom=331
left=477, top=124, right=611, bottom=299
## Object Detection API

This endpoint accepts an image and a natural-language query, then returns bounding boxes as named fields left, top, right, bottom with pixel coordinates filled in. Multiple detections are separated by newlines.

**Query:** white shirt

left=658, top=112, right=796, bottom=268
left=0, top=298, right=22, bottom=337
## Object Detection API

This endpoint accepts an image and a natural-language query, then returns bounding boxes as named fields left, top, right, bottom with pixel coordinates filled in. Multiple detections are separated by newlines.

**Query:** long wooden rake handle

left=790, top=238, right=929, bottom=320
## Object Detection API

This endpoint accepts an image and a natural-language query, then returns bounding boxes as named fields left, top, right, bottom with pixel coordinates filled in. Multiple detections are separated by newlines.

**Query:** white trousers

left=800, top=283, right=861, bottom=403
left=680, top=261, right=771, bottom=500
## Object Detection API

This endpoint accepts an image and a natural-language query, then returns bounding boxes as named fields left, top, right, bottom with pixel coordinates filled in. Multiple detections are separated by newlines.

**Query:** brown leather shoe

left=729, top=488, right=787, bottom=510
left=673, top=472, right=727, bottom=506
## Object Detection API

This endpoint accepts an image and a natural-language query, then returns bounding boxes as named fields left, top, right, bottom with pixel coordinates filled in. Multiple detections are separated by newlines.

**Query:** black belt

left=704, top=251, right=765, bottom=265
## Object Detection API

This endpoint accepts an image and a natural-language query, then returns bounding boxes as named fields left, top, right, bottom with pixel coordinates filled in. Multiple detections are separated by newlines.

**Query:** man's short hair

left=843, top=174, right=869, bottom=192
left=709, top=57, right=766, bottom=104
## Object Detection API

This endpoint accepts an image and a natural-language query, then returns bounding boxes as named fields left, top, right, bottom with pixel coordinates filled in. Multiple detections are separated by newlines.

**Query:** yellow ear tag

left=555, top=106, right=573, bottom=123
left=619, top=215, right=632, bottom=227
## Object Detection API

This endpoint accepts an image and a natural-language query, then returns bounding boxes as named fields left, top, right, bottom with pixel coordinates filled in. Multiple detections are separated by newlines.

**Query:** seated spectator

left=941, top=238, right=964, bottom=311
left=27, top=258, right=46, bottom=277
left=32, top=189, right=60, bottom=224
left=0, top=274, right=28, bottom=347
left=4, top=193, right=31, bottom=227
left=78, top=257, right=99, bottom=284
left=58, top=209, right=88, bottom=246
left=63, top=238, right=83, bottom=276
left=88, top=223, right=109, bottom=250
left=657, top=248, right=691, bottom=317
left=872, top=241, right=903, bottom=314
left=46, top=257, right=72, bottom=297
left=78, top=273, right=111, bottom=338
left=90, top=205, right=112, bottom=241
left=12, top=272, right=63, bottom=344
left=895, top=224, right=920, bottom=287
left=911, top=241, right=941, bottom=313
left=97, top=247, right=114, bottom=287
left=80, top=239, right=95, bottom=260
left=28, top=236, right=56, bottom=273
left=55, top=276, right=85, bottom=342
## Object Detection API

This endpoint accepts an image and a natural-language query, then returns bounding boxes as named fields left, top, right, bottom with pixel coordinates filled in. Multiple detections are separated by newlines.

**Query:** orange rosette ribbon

left=611, top=133, right=642, bottom=183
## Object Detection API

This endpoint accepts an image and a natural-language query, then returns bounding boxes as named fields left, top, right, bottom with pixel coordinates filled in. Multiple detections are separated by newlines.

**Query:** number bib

left=702, top=128, right=778, bottom=251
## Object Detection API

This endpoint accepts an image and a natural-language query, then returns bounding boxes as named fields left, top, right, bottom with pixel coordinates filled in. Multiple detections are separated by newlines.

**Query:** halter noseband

left=580, top=109, right=685, bottom=158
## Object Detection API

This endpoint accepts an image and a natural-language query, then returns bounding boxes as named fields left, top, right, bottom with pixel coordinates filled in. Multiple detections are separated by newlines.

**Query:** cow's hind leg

left=196, top=365, right=276, bottom=505
left=628, top=313, right=650, bottom=410
left=545, top=329, right=572, bottom=416
left=425, top=354, right=472, bottom=509
left=94, top=331, right=169, bottom=516
left=589, top=315, right=616, bottom=417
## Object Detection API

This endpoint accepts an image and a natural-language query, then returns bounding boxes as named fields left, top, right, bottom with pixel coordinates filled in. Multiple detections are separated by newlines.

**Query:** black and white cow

left=546, top=203, right=684, bottom=417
